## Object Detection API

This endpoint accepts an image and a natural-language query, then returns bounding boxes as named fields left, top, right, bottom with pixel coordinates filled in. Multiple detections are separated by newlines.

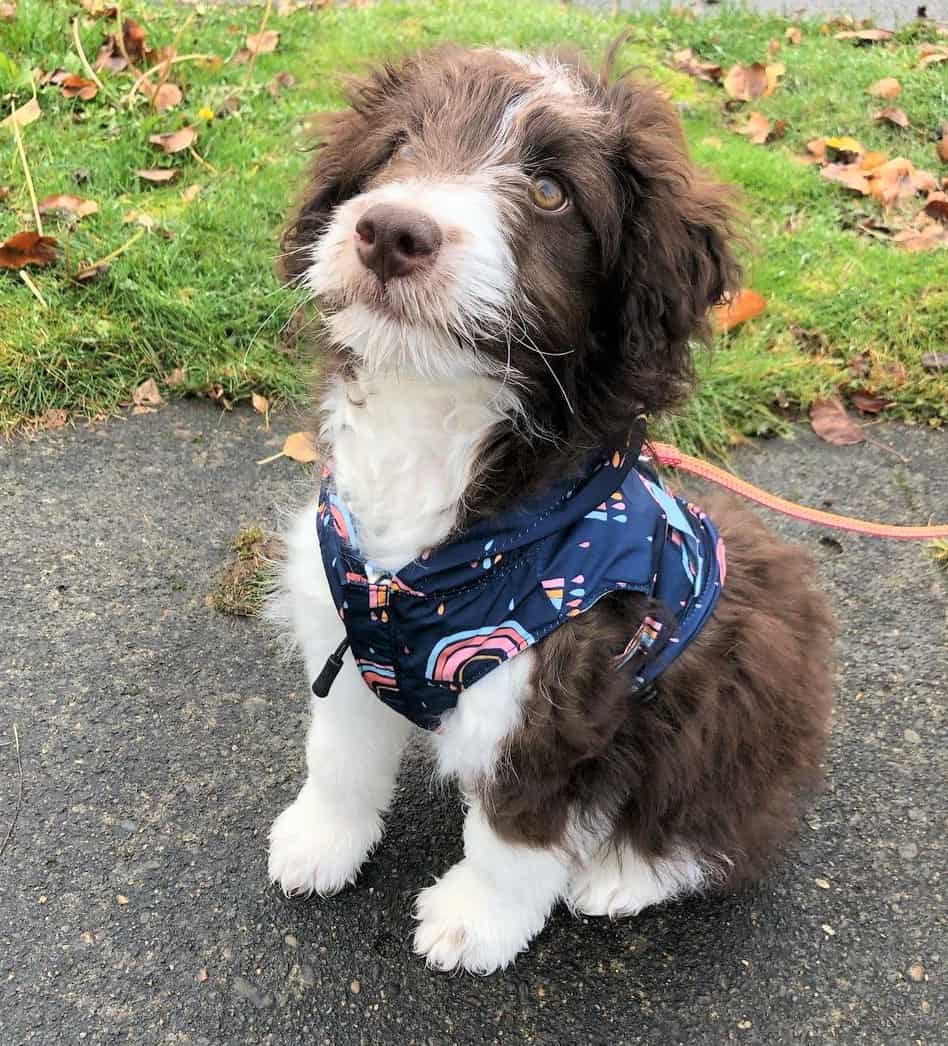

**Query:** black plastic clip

left=311, top=637, right=350, bottom=698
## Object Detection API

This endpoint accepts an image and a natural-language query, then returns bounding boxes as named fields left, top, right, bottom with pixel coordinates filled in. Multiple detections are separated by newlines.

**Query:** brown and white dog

left=267, top=45, right=835, bottom=974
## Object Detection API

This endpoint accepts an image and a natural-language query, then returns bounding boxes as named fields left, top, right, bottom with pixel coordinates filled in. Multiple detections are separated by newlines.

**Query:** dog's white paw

left=568, top=846, right=707, bottom=919
left=267, top=788, right=382, bottom=897
left=413, top=860, right=545, bottom=974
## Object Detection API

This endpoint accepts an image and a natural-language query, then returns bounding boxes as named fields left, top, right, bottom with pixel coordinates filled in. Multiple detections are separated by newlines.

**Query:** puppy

left=267, top=45, right=835, bottom=974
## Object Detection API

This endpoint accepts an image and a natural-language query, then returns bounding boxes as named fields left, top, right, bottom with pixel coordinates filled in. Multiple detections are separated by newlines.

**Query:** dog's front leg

left=267, top=501, right=414, bottom=896
left=413, top=800, right=570, bottom=974
left=414, top=653, right=570, bottom=973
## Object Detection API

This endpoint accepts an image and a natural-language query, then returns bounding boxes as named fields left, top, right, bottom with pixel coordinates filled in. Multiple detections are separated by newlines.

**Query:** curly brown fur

left=484, top=495, right=835, bottom=883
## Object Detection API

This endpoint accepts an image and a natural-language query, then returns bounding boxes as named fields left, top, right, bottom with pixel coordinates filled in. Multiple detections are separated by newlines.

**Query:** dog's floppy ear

left=279, top=61, right=420, bottom=285
left=596, top=74, right=741, bottom=416
left=279, top=107, right=375, bottom=285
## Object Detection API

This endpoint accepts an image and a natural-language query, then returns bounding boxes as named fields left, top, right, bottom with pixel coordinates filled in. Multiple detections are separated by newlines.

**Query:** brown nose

left=354, top=204, right=442, bottom=282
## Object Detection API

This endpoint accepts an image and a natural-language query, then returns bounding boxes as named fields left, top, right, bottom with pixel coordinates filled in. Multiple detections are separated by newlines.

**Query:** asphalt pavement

left=1, top=402, right=945, bottom=1045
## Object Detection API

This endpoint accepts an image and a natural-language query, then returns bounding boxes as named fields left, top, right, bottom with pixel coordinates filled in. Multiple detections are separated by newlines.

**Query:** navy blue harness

left=315, top=444, right=726, bottom=731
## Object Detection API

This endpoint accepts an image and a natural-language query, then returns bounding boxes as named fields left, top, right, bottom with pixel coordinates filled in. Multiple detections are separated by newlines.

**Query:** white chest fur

left=320, top=370, right=516, bottom=572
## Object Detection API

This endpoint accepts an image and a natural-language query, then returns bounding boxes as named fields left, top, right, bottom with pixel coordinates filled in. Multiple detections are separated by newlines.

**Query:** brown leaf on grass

left=281, top=431, right=317, bottom=464
left=834, top=28, right=894, bottom=43
left=74, top=261, right=109, bottom=283
left=0, top=231, right=60, bottom=269
left=39, top=194, right=99, bottom=219
left=918, top=44, right=948, bottom=67
left=735, top=111, right=787, bottom=145
left=891, top=224, right=948, bottom=250
left=809, top=398, right=865, bottom=445
left=251, top=392, right=270, bottom=415
left=868, top=157, right=937, bottom=206
left=148, top=126, right=197, bottom=154
left=711, top=289, right=766, bottom=331
left=937, top=127, right=948, bottom=165
left=767, top=38, right=781, bottom=58
left=724, top=63, right=770, bottom=101
left=851, top=390, right=891, bottom=414
left=136, top=168, right=179, bottom=183
left=923, top=190, right=948, bottom=221
left=181, top=184, right=202, bottom=203
left=823, top=136, right=864, bottom=164
left=1, top=97, right=41, bottom=132
left=0, top=186, right=10, bottom=203
left=204, top=383, right=232, bottom=409
left=873, top=107, right=910, bottom=129
left=96, top=18, right=153, bottom=73
left=164, top=367, right=186, bottom=387
left=38, top=408, right=68, bottom=430
left=95, top=42, right=127, bottom=73
left=785, top=27, right=803, bottom=45
left=133, top=378, right=164, bottom=407
left=821, top=163, right=872, bottom=194
left=860, top=150, right=889, bottom=172
left=142, top=81, right=183, bottom=114
left=848, top=352, right=871, bottom=377
left=921, top=352, right=948, bottom=372
left=806, top=137, right=827, bottom=161
left=60, top=75, right=99, bottom=101
left=866, top=77, right=900, bottom=99
left=670, top=48, right=723, bottom=83
left=267, top=72, right=296, bottom=98
left=0, top=3, right=17, bottom=19
left=246, top=30, right=280, bottom=55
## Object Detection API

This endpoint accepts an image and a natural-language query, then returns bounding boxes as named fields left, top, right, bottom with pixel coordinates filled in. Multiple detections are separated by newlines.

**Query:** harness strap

left=649, top=442, right=948, bottom=541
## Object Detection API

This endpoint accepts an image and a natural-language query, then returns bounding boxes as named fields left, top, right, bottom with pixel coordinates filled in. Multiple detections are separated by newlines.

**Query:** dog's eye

left=393, top=141, right=417, bottom=163
left=529, top=176, right=568, bottom=212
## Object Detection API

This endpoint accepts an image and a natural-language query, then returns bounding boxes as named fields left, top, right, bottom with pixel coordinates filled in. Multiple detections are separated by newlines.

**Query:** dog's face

left=283, top=45, right=738, bottom=437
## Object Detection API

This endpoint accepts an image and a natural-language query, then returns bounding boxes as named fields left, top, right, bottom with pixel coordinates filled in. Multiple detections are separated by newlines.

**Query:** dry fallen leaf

left=1, top=97, right=41, bottom=132
left=74, top=261, right=109, bottom=283
left=851, top=390, right=890, bottom=414
left=873, top=107, right=910, bottom=130
left=133, top=378, right=164, bottom=407
left=252, top=392, right=270, bottom=416
left=820, top=163, right=872, bottom=195
left=246, top=29, right=280, bottom=55
left=164, top=367, right=186, bottom=387
left=924, top=191, right=948, bottom=222
left=921, top=352, right=948, bottom=372
left=670, top=48, right=723, bottom=83
left=136, top=168, right=179, bottom=184
left=143, top=81, right=183, bottom=114
left=711, top=289, right=766, bottom=332
left=767, top=38, right=781, bottom=58
left=281, top=431, right=317, bottom=464
left=869, top=157, right=937, bottom=207
left=866, top=77, right=900, bottom=99
left=0, top=3, right=17, bottom=19
left=785, top=27, right=803, bottom=45
left=892, top=224, right=948, bottom=250
left=824, top=136, right=864, bottom=164
left=0, top=231, right=60, bottom=269
left=38, top=194, right=99, bottom=219
left=860, top=150, right=889, bottom=172
left=918, top=44, right=948, bottom=68
left=809, top=398, right=865, bottom=445
left=724, top=63, right=770, bottom=101
left=148, top=127, right=197, bottom=154
left=735, top=111, right=787, bottom=145
left=80, top=1, right=118, bottom=16
left=834, top=28, right=894, bottom=43
left=181, top=184, right=202, bottom=203
left=806, top=137, right=827, bottom=162
left=0, top=185, right=10, bottom=202
left=937, top=126, right=948, bottom=165
left=60, top=75, right=99, bottom=101
left=267, top=72, right=297, bottom=98
left=38, top=408, right=68, bottom=431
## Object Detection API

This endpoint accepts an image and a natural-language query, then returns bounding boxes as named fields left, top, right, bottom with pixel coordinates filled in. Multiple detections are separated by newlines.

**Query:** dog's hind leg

left=267, top=499, right=413, bottom=897
left=566, top=842, right=711, bottom=919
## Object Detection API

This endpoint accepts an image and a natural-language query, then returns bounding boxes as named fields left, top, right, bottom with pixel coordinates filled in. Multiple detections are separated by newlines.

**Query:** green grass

left=1, top=0, right=946, bottom=453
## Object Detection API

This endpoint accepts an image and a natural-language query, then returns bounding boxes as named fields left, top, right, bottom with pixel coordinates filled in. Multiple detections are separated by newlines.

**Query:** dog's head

left=283, top=44, right=738, bottom=443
